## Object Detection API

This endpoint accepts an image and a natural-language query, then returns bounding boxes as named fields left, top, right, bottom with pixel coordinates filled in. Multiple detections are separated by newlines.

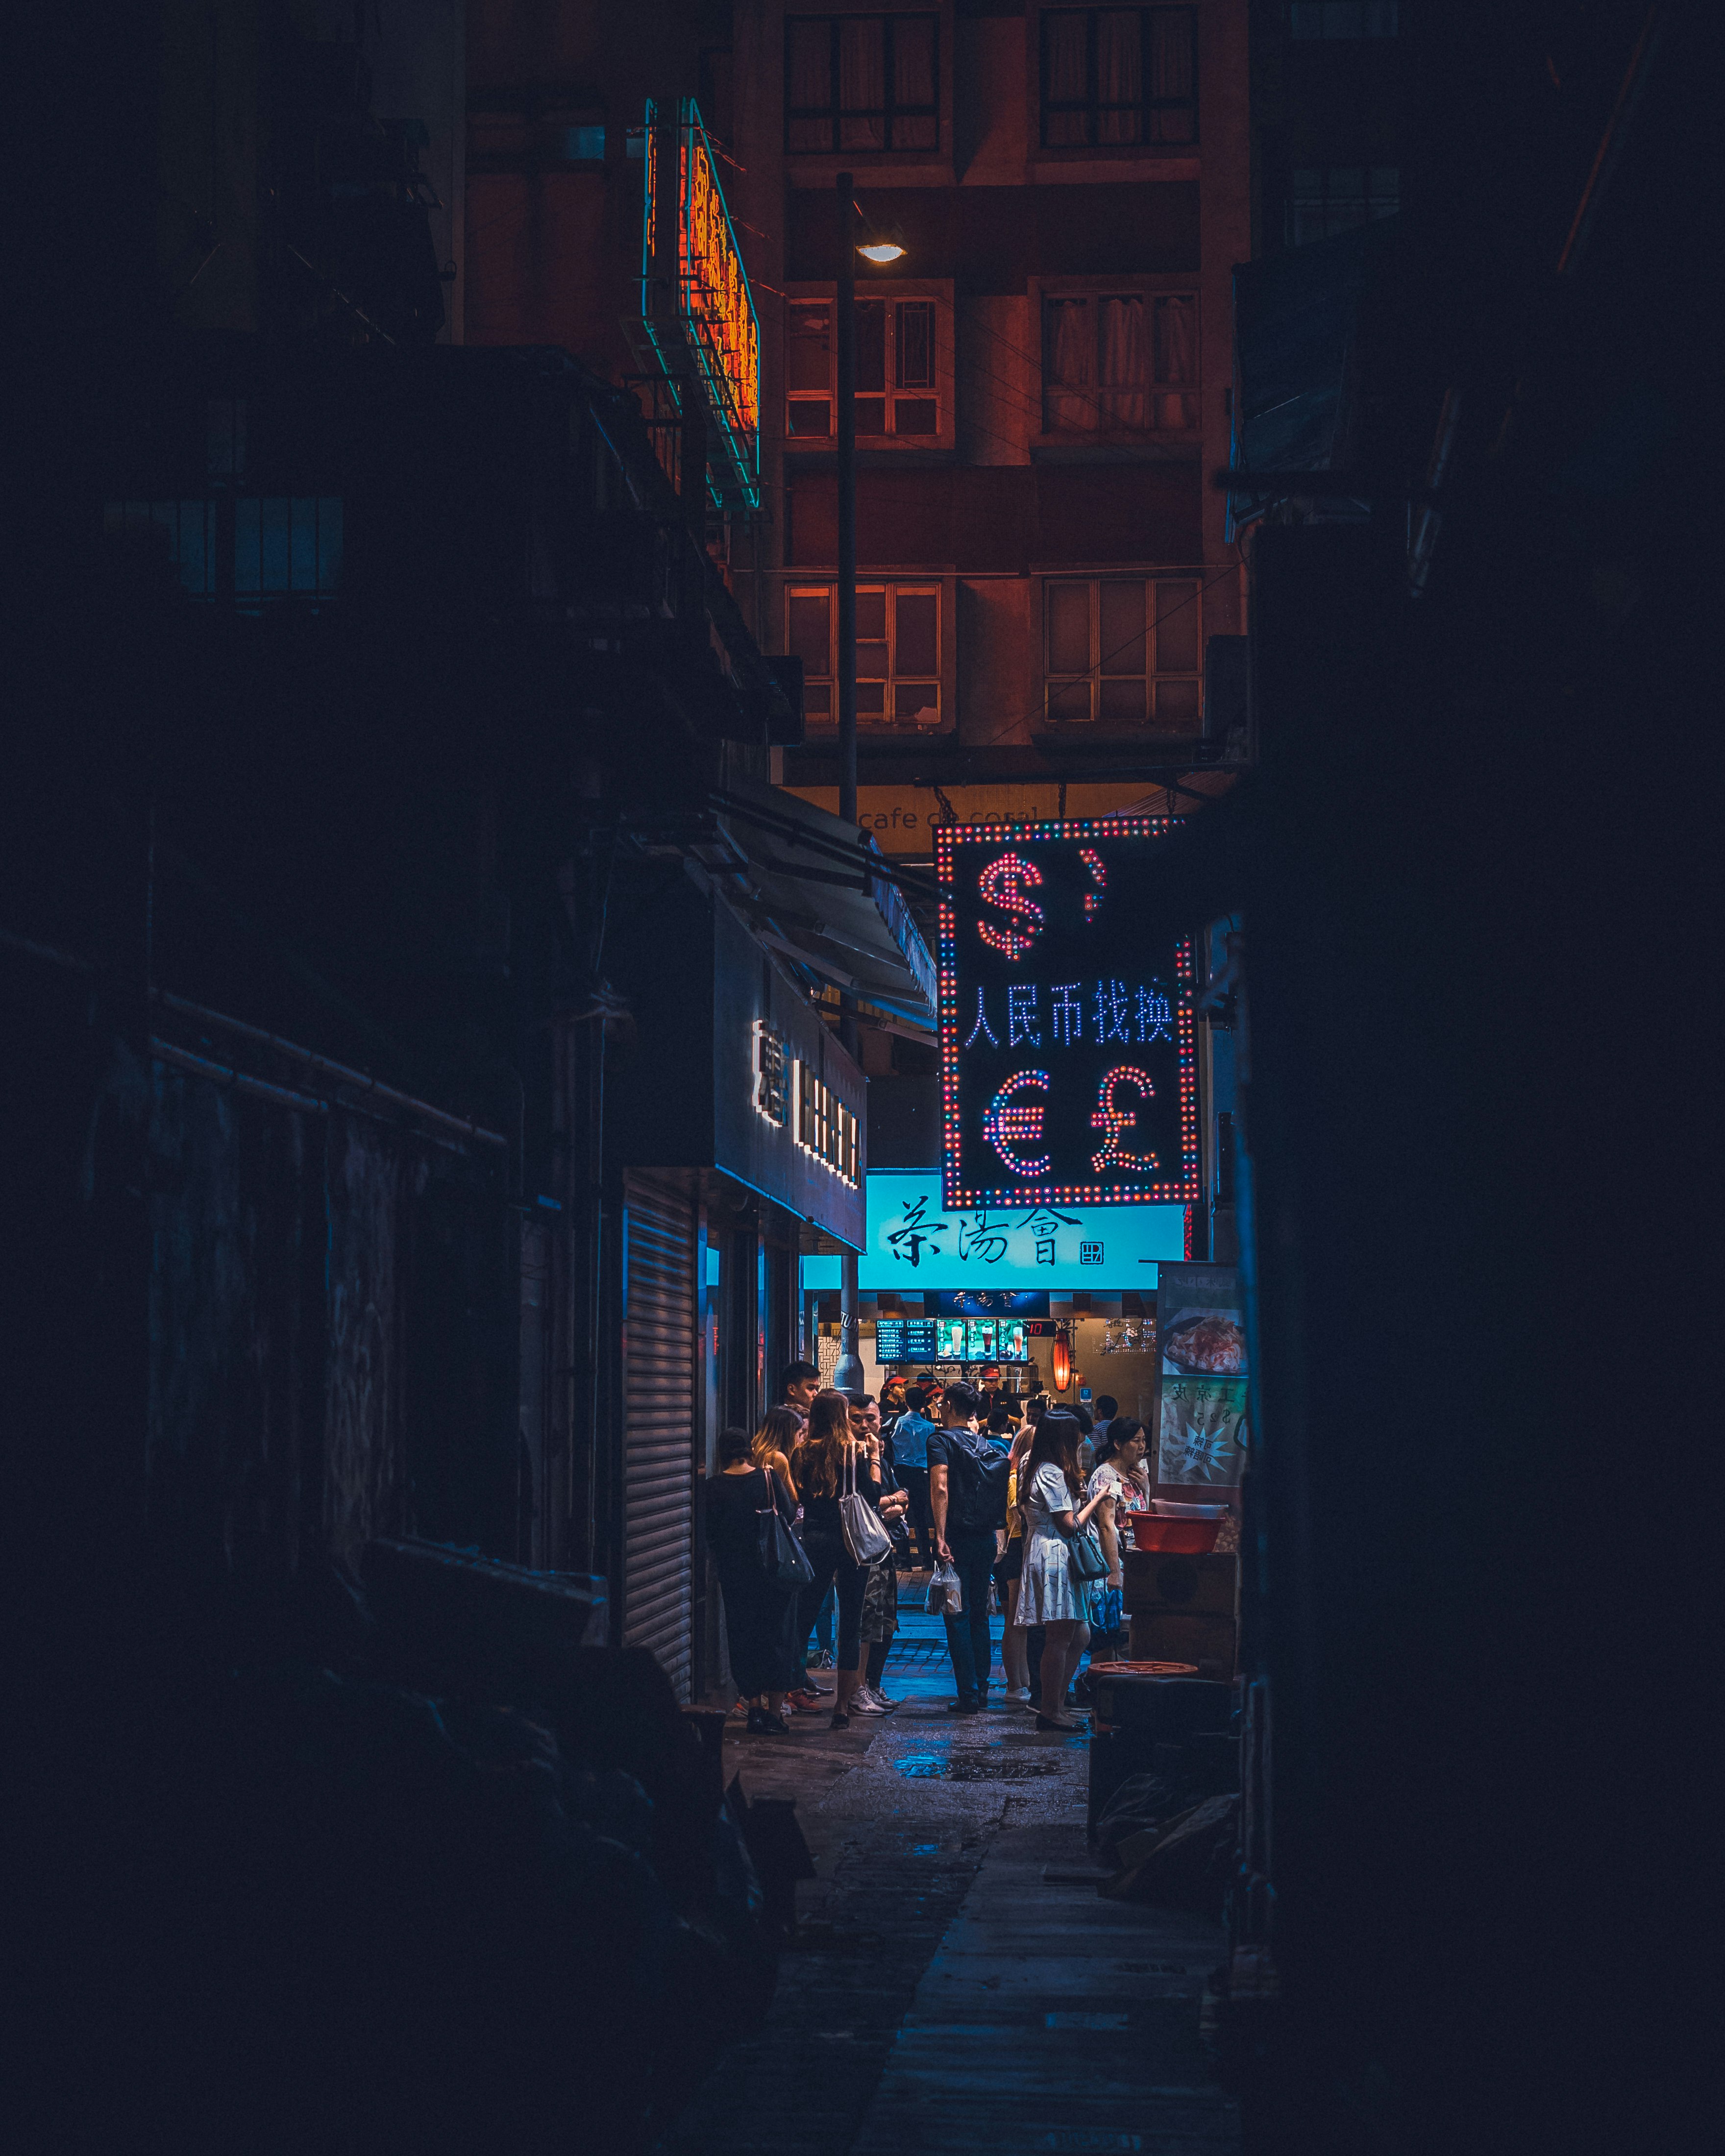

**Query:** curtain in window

left=893, top=17, right=937, bottom=148
left=1043, top=13, right=1089, bottom=145
left=1096, top=12, right=1143, bottom=144
left=1152, top=294, right=1196, bottom=426
left=1043, top=298, right=1093, bottom=432
left=1098, top=294, right=1147, bottom=427
left=839, top=18, right=886, bottom=149
left=1147, top=8, right=1196, bottom=141
left=788, top=20, right=833, bottom=150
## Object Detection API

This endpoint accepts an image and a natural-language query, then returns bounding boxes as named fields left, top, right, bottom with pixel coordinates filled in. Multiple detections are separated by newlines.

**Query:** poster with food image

left=1156, top=1262, right=1248, bottom=1377
left=1155, top=1262, right=1247, bottom=1490
left=1157, top=1377, right=1249, bottom=1487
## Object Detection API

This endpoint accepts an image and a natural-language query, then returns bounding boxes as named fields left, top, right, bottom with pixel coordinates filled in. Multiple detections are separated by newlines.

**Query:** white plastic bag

left=926, top=1559, right=962, bottom=1616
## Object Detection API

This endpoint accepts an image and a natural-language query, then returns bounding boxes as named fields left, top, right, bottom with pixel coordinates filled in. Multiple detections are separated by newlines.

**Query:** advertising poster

left=1155, top=1262, right=1248, bottom=1490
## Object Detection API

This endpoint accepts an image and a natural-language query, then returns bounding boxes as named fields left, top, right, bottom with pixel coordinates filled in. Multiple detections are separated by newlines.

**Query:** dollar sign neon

left=976, top=852, right=1044, bottom=960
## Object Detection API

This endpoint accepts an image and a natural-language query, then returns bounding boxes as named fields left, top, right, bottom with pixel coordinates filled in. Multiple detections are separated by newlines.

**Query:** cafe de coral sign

left=643, top=98, right=760, bottom=510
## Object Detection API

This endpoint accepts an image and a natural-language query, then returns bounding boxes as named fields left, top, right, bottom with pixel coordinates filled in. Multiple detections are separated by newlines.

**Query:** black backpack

left=943, top=1432, right=1012, bottom=1535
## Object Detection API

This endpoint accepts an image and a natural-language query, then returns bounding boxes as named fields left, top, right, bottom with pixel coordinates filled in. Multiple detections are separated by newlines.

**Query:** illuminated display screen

left=999, top=1318, right=1029, bottom=1361
left=874, top=1317, right=939, bottom=1363
left=643, top=99, right=761, bottom=510
left=936, top=822, right=1201, bottom=1210
left=964, top=1318, right=997, bottom=1362
left=936, top=1317, right=967, bottom=1360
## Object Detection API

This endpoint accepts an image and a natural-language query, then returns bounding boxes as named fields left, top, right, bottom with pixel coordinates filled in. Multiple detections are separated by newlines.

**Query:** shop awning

left=707, top=780, right=937, bottom=1028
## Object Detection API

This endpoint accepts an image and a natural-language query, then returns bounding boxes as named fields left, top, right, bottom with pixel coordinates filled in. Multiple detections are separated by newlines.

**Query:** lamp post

left=834, top=172, right=864, bottom=1392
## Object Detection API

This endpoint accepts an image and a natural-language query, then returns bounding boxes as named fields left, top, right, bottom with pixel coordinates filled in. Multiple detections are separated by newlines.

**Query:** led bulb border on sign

left=934, top=818, right=1203, bottom=1211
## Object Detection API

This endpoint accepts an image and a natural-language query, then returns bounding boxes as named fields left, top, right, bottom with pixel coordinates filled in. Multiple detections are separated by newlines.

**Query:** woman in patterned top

left=1084, top=1418, right=1152, bottom=1661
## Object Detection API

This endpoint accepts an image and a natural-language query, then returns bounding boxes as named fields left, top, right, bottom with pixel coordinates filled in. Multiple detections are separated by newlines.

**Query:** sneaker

left=1003, top=1686, right=1033, bottom=1704
left=849, top=1690, right=887, bottom=1715
left=870, top=1687, right=901, bottom=1711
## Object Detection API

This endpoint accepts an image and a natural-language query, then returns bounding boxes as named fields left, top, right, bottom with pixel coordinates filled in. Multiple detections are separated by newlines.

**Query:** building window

left=1041, top=291, right=1197, bottom=431
left=1288, top=165, right=1400, bottom=245
left=786, top=14, right=939, bottom=153
left=1039, top=7, right=1198, bottom=149
left=787, top=583, right=941, bottom=728
left=1289, top=1, right=1398, bottom=36
left=786, top=297, right=939, bottom=438
left=101, top=497, right=345, bottom=601
left=1043, top=575, right=1201, bottom=729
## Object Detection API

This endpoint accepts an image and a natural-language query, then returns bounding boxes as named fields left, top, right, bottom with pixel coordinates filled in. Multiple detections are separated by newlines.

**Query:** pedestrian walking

left=704, top=1428, right=805, bottom=1734
left=995, top=1415, right=1039, bottom=1703
left=791, top=1389, right=883, bottom=1727
left=1084, top=1417, right=1152, bottom=1664
left=887, top=1380, right=937, bottom=1567
left=928, top=1381, right=1012, bottom=1714
left=1017, top=1412, right=1109, bottom=1730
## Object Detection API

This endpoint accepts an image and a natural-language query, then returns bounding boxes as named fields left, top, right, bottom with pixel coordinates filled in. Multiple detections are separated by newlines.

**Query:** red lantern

left=1051, top=1331, right=1072, bottom=1393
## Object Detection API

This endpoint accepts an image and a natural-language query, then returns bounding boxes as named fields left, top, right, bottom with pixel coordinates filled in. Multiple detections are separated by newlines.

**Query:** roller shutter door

left=622, top=1173, right=696, bottom=1699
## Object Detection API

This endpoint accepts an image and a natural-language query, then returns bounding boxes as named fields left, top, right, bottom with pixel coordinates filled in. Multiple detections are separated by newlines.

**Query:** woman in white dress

left=1016, top=1414, right=1110, bottom=1729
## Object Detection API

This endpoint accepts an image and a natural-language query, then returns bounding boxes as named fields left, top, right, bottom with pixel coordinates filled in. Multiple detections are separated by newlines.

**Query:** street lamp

left=833, top=174, right=902, bottom=1393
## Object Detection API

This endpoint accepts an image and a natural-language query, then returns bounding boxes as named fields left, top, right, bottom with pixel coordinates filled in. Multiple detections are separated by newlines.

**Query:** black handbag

left=757, top=1474, right=816, bottom=1589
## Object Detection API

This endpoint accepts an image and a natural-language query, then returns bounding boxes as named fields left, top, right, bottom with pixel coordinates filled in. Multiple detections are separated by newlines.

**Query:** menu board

left=874, top=1317, right=939, bottom=1364
left=936, top=1317, right=967, bottom=1360
left=998, top=1318, right=1029, bottom=1362
left=1154, top=1262, right=1248, bottom=1489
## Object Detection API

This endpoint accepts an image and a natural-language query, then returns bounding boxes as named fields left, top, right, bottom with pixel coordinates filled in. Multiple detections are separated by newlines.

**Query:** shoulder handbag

left=1067, top=1519, right=1110, bottom=1585
left=876, top=1457, right=913, bottom=1561
left=839, top=1443, right=892, bottom=1567
left=757, top=1471, right=816, bottom=1588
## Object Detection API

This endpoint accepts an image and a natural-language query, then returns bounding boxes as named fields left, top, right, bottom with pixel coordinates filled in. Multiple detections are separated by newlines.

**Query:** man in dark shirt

left=928, top=1381, right=1008, bottom=1713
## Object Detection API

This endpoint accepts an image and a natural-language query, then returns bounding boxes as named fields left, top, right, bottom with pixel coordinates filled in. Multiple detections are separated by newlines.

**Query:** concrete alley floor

left=661, top=1585, right=1239, bottom=2156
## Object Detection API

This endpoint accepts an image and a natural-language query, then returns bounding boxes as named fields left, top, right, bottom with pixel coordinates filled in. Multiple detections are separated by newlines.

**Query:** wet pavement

left=661, top=1586, right=1239, bottom=2156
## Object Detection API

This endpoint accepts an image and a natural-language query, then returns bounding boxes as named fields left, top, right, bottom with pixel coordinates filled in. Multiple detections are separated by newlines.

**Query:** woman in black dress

left=705, top=1427, right=805, bottom=1734
left=792, top=1390, right=883, bottom=1729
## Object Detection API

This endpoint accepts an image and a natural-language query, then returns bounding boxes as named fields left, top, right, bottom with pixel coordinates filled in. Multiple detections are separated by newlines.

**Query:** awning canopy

left=707, top=779, right=937, bottom=1028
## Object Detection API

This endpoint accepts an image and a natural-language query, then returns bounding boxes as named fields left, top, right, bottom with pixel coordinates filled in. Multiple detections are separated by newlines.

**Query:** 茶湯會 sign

left=936, top=820, right=1201, bottom=1210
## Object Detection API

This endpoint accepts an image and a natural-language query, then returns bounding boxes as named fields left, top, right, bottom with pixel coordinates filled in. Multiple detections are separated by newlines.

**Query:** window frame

left=781, top=281, right=955, bottom=453
left=785, top=579, right=948, bottom=734
left=1028, top=273, right=1202, bottom=444
left=1285, top=164, right=1401, bottom=247
left=784, top=12, right=943, bottom=157
left=1036, top=6, right=1200, bottom=153
left=1036, top=571, right=1206, bottom=735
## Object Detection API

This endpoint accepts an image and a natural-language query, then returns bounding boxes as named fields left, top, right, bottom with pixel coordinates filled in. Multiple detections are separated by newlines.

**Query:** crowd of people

left=705, top=1360, right=1155, bottom=1736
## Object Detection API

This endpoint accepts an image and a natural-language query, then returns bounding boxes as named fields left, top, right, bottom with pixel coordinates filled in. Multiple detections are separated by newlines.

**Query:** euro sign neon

left=983, top=1070, right=1051, bottom=1177
left=977, top=853, right=1044, bottom=960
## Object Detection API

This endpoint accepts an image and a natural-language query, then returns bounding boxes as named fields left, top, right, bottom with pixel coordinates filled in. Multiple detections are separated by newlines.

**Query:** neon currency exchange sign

left=936, top=820, right=1200, bottom=1210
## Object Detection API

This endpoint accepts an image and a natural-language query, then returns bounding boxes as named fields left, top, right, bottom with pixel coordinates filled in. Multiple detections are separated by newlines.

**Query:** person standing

left=887, top=1381, right=937, bottom=1568
left=995, top=1415, right=1039, bottom=1704
left=1084, top=1417, right=1152, bottom=1665
left=847, top=1392, right=909, bottom=1714
left=791, top=1390, right=882, bottom=1728
left=1017, top=1412, right=1109, bottom=1730
left=779, top=1360, right=822, bottom=1421
left=704, top=1428, right=805, bottom=1734
left=928, top=1381, right=1009, bottom=1715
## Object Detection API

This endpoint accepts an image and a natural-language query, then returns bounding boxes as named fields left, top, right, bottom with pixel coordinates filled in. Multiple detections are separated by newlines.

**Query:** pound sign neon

left=976, top=853, right=1045, bottom=961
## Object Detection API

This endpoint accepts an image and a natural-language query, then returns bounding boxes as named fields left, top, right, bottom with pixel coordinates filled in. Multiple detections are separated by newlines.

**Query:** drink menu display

left=874, top=1318, right=940, bottom=1364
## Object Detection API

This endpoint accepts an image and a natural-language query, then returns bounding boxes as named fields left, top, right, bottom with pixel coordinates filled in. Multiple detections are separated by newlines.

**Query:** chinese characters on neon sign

left=936, top=821, right=1201, bottom=1209
left=643, top=99, right=760, bottom=510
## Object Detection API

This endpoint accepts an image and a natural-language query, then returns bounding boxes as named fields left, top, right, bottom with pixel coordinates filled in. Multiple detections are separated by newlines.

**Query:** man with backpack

left=928, top=1381, right=1011, bottom=1714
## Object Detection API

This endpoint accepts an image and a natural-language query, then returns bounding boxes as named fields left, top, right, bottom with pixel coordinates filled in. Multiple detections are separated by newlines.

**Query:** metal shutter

left=622, top=1173, right=696, bottom=1700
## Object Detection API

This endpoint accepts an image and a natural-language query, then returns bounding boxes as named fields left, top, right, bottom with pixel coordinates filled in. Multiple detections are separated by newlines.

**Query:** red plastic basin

left=1129, top=1515, right=1221, bottom=1553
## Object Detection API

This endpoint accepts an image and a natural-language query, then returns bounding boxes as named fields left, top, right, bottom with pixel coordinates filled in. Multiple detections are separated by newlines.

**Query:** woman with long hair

left=1085, top=1416, right=1152, bottom=1663
left=704, top=1428, right=806, bottom=1734
left=752, top=1404, right=801, bottom=1501
left=791, top=1389, right=883, bottom=1727
left=1016, top=1411, right=1109, bottom=1729
left=995, top=1412, right=1042, bottom=1703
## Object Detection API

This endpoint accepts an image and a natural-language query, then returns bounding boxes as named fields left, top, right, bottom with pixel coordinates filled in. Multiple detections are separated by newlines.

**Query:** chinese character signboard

left=642, top=99, right=761, bottom=509
left=862, top=1170, right=1183, bottom=1290
left=935, top=821, right=1201, bottom=1210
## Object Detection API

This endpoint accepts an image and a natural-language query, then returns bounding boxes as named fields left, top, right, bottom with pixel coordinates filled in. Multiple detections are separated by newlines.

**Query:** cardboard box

left=1129, top=1611, right=1237, bottom=1682
left=1122, top=1549, right=1237, bottom=1617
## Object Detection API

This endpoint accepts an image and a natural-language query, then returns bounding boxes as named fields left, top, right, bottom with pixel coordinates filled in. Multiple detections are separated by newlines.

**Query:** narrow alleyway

left=663, top=1590, right=1238, bottom=2156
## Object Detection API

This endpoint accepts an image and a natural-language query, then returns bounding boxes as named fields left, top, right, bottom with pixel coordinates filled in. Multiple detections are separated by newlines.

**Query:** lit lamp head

left=857, top=240, right=905, bottom=264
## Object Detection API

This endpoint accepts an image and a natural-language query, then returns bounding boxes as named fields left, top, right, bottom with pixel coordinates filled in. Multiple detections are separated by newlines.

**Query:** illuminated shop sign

left=753, top=1021, right=788, bottom=1126
left=795, top=1059, right=859, bottom=1186
left=642, top=98, right=761, bottom=510
left=935, top=821, right=1201, bottom=1210
left=861, top=1170, right=1184, bottom=1289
